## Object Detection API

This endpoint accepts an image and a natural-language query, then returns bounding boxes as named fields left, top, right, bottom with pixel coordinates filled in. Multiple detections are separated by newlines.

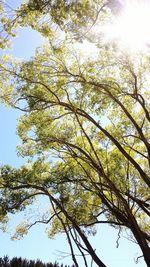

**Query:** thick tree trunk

left=131, top=226, right=150, bottom=267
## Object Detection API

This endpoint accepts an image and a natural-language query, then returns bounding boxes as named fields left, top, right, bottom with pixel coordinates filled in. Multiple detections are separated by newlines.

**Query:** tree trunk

left=131, top=226, right=150, bottom=267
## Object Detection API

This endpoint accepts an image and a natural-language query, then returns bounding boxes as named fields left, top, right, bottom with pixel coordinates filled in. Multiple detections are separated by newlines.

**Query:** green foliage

left=17, top=0, right=106, bottom=37
left=0, top=1, right=150, bottom=267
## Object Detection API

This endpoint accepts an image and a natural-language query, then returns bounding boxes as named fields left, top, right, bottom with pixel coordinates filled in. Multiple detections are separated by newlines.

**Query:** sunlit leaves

left=0, top=1, right=150, bottom=265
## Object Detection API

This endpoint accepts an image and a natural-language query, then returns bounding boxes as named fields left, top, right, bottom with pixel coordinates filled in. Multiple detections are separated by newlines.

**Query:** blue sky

left=0, top=1, right=147, bottom=267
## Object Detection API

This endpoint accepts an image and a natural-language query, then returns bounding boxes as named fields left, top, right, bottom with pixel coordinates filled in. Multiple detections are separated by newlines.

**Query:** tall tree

left=0, top=1, right=149, bottom=267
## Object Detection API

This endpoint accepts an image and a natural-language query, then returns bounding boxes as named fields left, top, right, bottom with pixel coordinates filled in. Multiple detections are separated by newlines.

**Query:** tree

left=0, top=1, right=150, bottom=267
left=0, top=256, right=73, bottom=267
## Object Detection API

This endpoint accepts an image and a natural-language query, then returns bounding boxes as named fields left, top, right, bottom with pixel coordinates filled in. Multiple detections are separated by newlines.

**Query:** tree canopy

left=0, top=256, right=73, bottom=267
left=0, top=1, right=150, bottom=267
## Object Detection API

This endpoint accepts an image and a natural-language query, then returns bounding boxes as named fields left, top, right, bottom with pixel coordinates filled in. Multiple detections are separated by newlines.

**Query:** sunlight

left=103, top=0, right=150, bottom=51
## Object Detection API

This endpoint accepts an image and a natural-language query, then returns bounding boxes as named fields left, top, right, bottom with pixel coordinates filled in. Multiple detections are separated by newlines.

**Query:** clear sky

left=0, top=1, right=147, bottom=267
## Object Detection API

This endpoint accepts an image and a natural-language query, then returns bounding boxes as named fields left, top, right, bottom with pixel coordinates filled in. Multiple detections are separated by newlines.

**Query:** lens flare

left=103, top=0, right=150, bottom=51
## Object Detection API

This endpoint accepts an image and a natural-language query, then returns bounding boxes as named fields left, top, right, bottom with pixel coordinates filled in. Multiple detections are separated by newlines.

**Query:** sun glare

left=103, top=0, right=150, bottom=51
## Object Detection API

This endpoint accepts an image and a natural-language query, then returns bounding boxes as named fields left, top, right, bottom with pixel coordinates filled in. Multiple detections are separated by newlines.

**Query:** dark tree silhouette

left=0, top=257, right=74, bottom=267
